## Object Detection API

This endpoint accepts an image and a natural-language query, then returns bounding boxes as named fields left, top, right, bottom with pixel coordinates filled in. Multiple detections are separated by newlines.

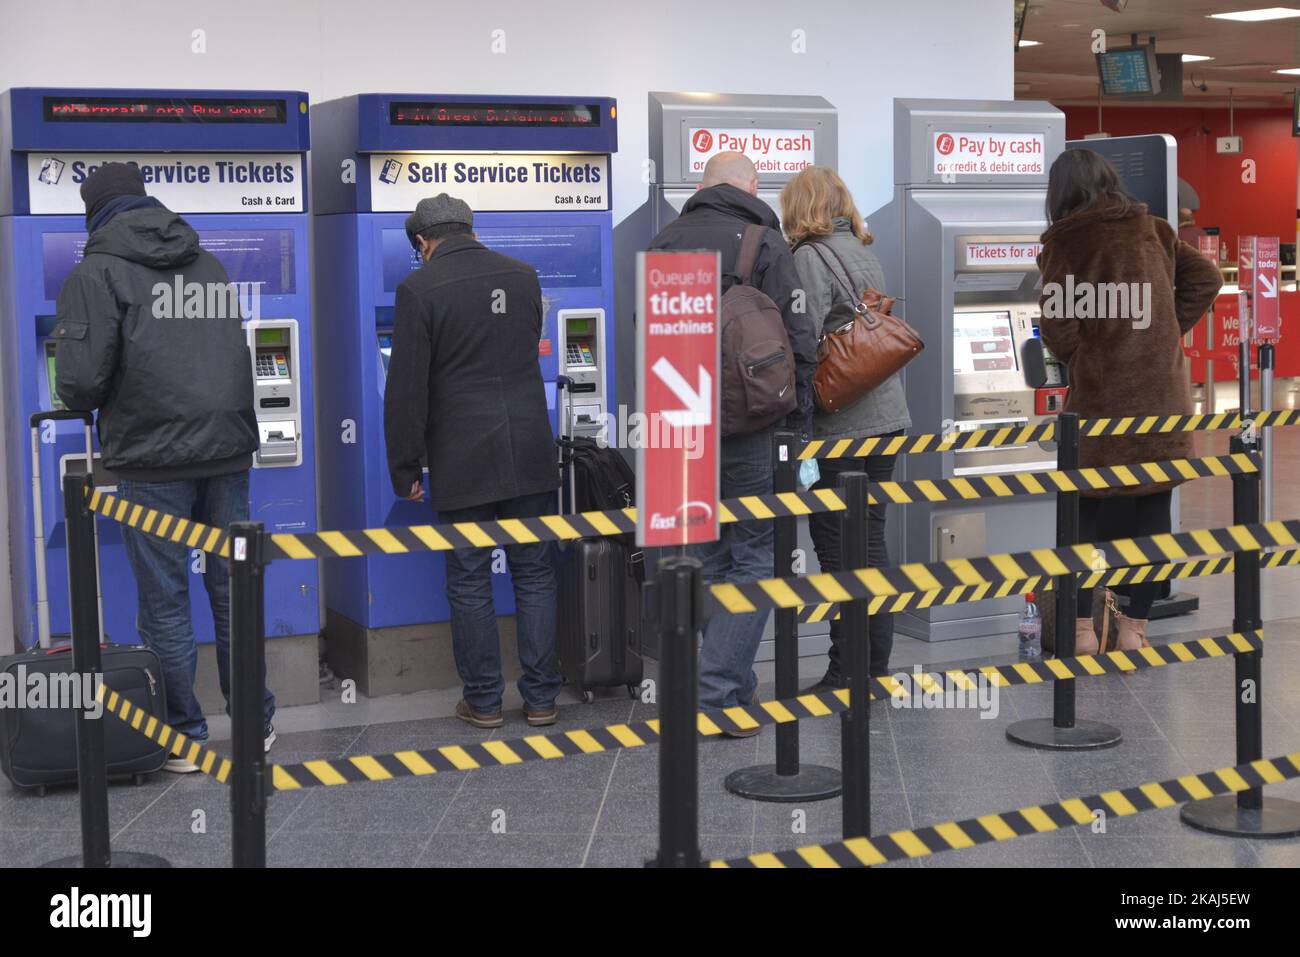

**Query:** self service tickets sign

left=28, top=152, right=304, bottom=214
left=636, top=250, right=721, bottom=548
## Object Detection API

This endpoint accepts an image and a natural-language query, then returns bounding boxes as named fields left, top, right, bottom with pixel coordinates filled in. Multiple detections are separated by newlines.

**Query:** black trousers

left=1076, top=490, right=1174, bottom=620
left=806, top=441, right=900, bottom=679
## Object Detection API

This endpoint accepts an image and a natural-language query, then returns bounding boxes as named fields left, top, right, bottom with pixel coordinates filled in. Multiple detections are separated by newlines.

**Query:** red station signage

left=1253, top=235, right=1281, bottom=341
left=636, top=251, right=720, bottom=548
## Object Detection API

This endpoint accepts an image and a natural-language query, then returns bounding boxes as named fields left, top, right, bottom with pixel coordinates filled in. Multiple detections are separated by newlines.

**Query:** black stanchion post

left=1006, top=412, right=1121, bottom=750
left=652, top=556, right=703, bottom=867
left=45, top=471, right=169, bottom=869
left=725, top=432, right=840, bottom=802
left=230, top=521, right=268, bottom=868
left=1181, top=435, right=1300, bottom=837
left=66, top=472, right=110, bottom=867
left=840, top=471, right=870, bottom=837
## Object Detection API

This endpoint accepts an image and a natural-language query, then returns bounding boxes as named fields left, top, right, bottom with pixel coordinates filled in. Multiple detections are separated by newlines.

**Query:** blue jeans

left=689, top=429, right=774, bottom=709
left=118, top=471, right=275, bottom=741
left=439, top=491, right=561, bottom=713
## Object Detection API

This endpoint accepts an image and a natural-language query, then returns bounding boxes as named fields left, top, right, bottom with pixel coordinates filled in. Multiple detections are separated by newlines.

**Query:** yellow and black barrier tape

left=712, top=517, right=1300, bottom=615
left=711, top=747, right=1300, bottom=867
left=85, top=453, right=1256, bottom=561
left=86, top=487, right=231, bottom=558
left=97, top=628, right=1257, bottom=790
left=868, top=452, right=1255, bottom=504
left=795, top=548, right=1300, bottom=624
left=800, top=409, right=1300, bottom=460
left=265, top=629, right=1259, bottom=788
left=97, top=683, right=232, bottom=784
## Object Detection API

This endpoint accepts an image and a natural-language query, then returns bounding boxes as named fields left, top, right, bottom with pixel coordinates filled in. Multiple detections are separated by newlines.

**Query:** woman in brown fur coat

left=1038, top=149, right=1222, bottom=653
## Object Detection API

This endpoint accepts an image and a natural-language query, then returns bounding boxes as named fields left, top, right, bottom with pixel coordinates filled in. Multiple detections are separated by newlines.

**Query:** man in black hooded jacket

left=53, top=162, right=275, bottom=770
left=646, top=152, right=816, bottom=718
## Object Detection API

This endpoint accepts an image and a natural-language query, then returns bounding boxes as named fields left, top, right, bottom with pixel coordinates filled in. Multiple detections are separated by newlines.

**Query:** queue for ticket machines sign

left=0, top=87, right=319, bottom=653
left=636, top=252, right=721, bottom=548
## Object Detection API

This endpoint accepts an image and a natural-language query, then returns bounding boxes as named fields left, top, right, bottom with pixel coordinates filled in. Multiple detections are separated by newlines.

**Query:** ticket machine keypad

left=256, top=351, right=290, bottom=379
left=565, top=341, right=595, bottom=367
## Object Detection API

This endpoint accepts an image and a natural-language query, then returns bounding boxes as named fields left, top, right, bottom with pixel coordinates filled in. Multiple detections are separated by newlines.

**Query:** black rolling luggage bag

left=0, top=644, right=169, bottom=792
left=555, top=378, right=644, bottom=701
left=0, top=410, right=169, bottom=792
left=557, top=538, right=644, bottom=701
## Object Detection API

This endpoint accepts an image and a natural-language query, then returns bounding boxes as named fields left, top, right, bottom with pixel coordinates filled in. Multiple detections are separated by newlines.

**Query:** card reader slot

left=260, top=397, right=291, bottom=408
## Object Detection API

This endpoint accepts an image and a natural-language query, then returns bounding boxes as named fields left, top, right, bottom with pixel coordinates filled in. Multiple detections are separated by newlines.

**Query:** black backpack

left=720, top=224, right=798, bottom=436
left=557, top=437, right=635, bottom=512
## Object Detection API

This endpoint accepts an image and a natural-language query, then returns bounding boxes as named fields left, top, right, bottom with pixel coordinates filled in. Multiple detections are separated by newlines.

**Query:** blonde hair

left=780, top=166, right=873, bottom=246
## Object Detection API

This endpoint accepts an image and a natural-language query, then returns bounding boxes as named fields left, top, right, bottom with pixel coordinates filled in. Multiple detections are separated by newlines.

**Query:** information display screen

left=1097, top=48, right=1159, bottom=96
left=44, top=96, right=287, bottom=123
left=380, top=225, right=601, bottom=293
left=953, top=310, right=1017, bottom=374
left=43, top=229, right=296, bottom=300
left=389, top=101, right=601, bottom=127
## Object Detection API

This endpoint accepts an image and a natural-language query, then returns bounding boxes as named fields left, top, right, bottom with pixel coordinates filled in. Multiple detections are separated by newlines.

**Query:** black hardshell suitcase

left=0, top=644, right=169, bottom=792
left=557, top=538, right=644, bottom=701
left=555, top=377, right=644, bottom=701
left=0, top=410, right=168, bottom=792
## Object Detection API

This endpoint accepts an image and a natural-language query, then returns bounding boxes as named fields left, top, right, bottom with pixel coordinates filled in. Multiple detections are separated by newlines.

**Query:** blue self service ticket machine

left=0, top=88, right=320, bottom=659
left=312, top=94, right=617, bottom=694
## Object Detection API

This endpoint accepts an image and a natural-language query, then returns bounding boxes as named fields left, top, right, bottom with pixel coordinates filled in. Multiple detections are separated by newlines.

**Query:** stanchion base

left=724, top=763, right=842, bottom=803
left=1180, top=796, right=1300, bottom=839
left=43, top=852, right=172, bottom=868
left=1004, top=718, right=1123, bottom=751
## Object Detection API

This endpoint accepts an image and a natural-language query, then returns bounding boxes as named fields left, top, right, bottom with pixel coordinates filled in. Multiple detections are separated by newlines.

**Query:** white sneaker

left=165, top=757, right=200, bottom=774
left=264, top=725, right=276, bottom=753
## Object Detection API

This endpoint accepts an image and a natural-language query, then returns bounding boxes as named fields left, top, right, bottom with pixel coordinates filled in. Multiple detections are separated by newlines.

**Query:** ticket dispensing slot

left=557, top=308, right=606, bottom=440
left=949, top=233, right=1052, bottom=475
left=246, top=320, right=302, bottom=468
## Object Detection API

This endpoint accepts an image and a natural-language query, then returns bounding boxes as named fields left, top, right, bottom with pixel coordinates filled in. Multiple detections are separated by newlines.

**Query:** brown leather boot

left=455, top=698, right=504, bottom=729
left=1074, top=619, right=1100, bottom=656
left=1114, top=614, right=1149, bottom=652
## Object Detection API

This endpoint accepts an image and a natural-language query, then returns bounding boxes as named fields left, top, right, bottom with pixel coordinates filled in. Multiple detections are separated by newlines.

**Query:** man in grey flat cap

left=384, top=193, right=561, bottom=729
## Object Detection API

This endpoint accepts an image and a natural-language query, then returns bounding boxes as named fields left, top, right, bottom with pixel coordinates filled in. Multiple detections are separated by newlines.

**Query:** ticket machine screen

left=953, top=310, right=1018, bottom=375
left=44, top=341, right=64, bottom=411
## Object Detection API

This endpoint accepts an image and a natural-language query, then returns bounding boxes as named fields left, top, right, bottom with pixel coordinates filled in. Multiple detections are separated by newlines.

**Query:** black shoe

left=799, top=673, right=845, bottom=696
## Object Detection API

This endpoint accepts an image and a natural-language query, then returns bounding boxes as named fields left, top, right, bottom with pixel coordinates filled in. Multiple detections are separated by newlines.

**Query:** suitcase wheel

left=132, top=773, right=148, bottom=786
left=581, top=690, right=595, bottom=704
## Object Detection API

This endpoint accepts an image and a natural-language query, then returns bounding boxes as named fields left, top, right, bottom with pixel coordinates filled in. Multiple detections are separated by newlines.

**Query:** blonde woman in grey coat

left=782, top=166, right=911, bottom=691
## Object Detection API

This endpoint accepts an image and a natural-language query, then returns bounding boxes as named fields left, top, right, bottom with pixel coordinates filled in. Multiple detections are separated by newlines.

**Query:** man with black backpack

left=647, top=152, right=816, bottom=724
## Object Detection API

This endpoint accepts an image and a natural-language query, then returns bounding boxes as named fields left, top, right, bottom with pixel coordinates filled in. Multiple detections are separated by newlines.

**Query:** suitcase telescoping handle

left=29, top=409, right=99, bottom=649
left=556, top=375, right=576, bottom=514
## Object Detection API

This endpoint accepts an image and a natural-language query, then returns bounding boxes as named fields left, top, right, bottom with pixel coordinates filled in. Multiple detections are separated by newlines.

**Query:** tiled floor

left=5, top=419, right=1300, bottom=868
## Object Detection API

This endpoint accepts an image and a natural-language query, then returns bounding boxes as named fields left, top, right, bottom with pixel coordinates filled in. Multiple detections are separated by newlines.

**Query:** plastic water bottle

left=1018, top=592, right=1042, bottom=660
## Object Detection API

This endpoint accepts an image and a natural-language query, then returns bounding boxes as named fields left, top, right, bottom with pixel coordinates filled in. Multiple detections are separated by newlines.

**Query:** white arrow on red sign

left=1259, top=274, right=1277, bottom=299
left=652, top=356, right=712, bottom=428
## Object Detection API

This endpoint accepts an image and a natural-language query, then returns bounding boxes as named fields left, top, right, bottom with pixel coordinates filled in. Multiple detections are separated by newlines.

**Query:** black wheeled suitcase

left=555, top=377, right=644, bottom=701
left=0, top=410, right=168, bottom=792
left=557, top=539, right=644, bottom=702
left=0, top=644, right=169, bottom=792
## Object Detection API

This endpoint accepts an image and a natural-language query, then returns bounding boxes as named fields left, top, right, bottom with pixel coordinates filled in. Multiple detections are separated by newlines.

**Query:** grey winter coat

left=791, top=218, right=912, bottom=438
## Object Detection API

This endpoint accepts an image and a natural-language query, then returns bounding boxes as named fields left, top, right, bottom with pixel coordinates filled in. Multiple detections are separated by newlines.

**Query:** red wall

left=1060, top=106, right=1298, bottom=258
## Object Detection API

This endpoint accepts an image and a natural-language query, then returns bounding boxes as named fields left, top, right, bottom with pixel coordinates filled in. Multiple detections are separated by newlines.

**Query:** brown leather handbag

left=805, top=240, right=924, bottom=414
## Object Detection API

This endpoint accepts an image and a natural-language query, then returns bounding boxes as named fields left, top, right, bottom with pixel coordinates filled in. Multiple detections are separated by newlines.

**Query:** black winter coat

left=384, top=234, right=559, bottom=512
left=647, top=184, right=816, bottom=432
left=54, top=206, right=257, bottom=480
